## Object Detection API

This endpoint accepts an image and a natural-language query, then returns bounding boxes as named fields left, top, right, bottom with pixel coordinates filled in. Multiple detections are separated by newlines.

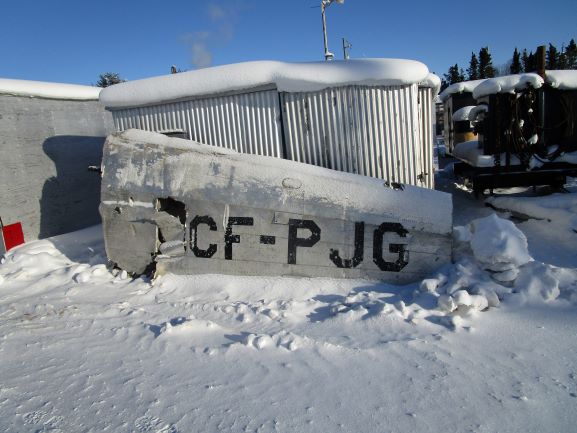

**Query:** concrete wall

left=0, top=95, right=113, bottom=241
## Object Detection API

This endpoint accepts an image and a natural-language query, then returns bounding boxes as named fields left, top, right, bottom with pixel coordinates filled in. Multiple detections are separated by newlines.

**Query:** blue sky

left=1, top=0, right=575, bottom=85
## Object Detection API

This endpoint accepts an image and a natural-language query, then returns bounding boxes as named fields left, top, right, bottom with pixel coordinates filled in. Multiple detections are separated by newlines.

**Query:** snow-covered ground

left=1, top=163, right=577, bottom=433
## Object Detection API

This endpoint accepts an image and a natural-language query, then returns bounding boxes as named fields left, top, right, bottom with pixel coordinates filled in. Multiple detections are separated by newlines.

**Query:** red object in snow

left=0, top=218, right=25, bottom=252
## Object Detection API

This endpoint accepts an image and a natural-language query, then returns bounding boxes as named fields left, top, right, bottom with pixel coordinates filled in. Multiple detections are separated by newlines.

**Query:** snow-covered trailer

left=439, top=79, right=485, bottom=154
left=0, top=79, right=113, bottom=241
left=452, top=71, right=577, bottom=195
left=100, top=59, right=440, bottom=189
left=100, top=130, right=453, bottom=283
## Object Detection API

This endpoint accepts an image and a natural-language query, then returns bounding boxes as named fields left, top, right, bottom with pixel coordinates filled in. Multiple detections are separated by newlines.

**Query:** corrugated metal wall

left=111, top=89, right=285, bottom=158
left=418, top=87, right=435, bottom=189
left=280, top=84, right=426, bottom=187
left=109, top=84, right=436, bottom=188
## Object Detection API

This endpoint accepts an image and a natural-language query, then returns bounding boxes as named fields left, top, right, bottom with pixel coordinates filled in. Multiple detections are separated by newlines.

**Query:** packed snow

left=0, top=78, right=101, bottom=100
left=452, top=139, right=577, bottom=168
left=1, top=162, right=577, bottom=432
left=100, top=59, right=431, bottom=108
left=438, top=79, right=486, bottom=102
left=452, top=140, right=523, bottom=167
left=472, top=73, right=544, bottom=99
left=545, top=70, right=577, bottom=90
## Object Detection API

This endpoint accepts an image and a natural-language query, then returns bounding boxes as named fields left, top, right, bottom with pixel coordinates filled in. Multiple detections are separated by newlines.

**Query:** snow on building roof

left=0, top=78, right=101, bottom=100
left=100, top=59, right=431, bottom=109
left=438, top=79, right=486, bottom=103
left=545, top=70, right=577, bottom=90
left=472, top=73, right=544, bottom=99
left=419, top=73, right=442, bottom=96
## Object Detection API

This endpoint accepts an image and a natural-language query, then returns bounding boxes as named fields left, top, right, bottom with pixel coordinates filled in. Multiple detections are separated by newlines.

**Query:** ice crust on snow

left=0, top=78, right=101, bottom=100
left=472, top=73, right=544, bottom=99
left=100, top=59, right=431, bottom=108
left=451, top=106, right=476, bottom=122
left=438, top=79, right=486, bottom=102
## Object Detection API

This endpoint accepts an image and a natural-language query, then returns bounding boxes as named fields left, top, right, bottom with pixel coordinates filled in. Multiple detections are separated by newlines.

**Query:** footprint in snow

left=134, top=415, right=178, bottom=433
left=22, top=410, right=64, bottom=430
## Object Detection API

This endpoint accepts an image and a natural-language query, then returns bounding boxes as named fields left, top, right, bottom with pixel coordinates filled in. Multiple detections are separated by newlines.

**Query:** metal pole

left=321, top=2, right=332, bottom=61
left=342, top=38, right=351, bottom=60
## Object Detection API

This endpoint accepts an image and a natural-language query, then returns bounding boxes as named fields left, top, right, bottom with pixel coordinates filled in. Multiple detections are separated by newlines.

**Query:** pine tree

left=467, top=52, right=479, bottom=80
left=522, top=50, right=536, bottom=73
left=558, top=44, right=567, bottom=69
left=459, top=66, right=466, bottom=82
left=96, top=72, right=125, bottom=88
left=510, top=48, right=522, bottom=74
left=443, top=64, right=465, bottom=85
left=478, top=47, right=496, bottom=78
left=565, top=38, right=577, bottom=69
left=547, top=43, right=559, bottom=69
left=440, top=79, right=449, bottom=92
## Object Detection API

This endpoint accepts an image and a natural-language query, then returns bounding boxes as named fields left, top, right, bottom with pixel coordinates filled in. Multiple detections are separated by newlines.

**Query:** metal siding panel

left=419, top=87, right=435, bottom=189
left=281, top=85, right=418, bottom=184
left=108, top=86, right=429, bottom=187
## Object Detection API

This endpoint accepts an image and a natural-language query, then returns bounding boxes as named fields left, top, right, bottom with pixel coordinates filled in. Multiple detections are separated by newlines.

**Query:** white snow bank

left=2, top=194, right=577, bottom=432
left=451, top=106, right=476, bottom=122
left=486, top=193, right=577, bottom=232
left=0, top=78, right=101, bottom=100
left=438, top=79, right=486, bottom=102
left=453, top=140, right=572, bottom=168
left=444, top=213, right=577, bottom=309
left=472, top=73, right=544, bottom=99
left=545, top=70, right=577, bottom=90
left=100, top=59, right=430, bottom=108
left=453, top=140, right=521, bottom=167
left=469, top=214, right=532, bottom=271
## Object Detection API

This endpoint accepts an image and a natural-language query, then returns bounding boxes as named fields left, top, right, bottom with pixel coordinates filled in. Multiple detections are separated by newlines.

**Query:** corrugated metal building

left=101, top=59, right=440, bottom=189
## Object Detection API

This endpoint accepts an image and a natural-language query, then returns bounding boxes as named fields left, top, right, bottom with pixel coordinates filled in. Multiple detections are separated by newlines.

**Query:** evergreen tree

left=565, top=38, right=577, bottom=69
left=522, top=49, right=536, bottom=73
left=440, top=79, right=449, bottom=92
left=510, top=48, right=522, bottom=74
left=459, top=66, right=466, bottom=82
left=546, top=43, right=559, bottom=69
left=443, top=64, right=465, bottom=85
left=558, top=44, right=567, bottom=69
left=467, top=52, right=479, bottom=80
left=478, top=47, right=496, bottom=78
left=96, top=72, right=125, bottom=88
